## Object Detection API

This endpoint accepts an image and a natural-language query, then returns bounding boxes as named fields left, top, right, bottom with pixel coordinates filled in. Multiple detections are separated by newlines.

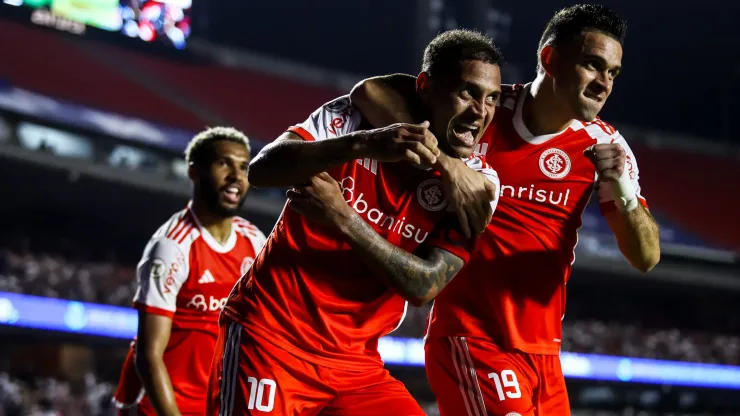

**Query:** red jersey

left=426, top=84, right=648, bottom=355
left=223, top=96, right=500, bottom=371
left=113, top=203, right=266, bottom=414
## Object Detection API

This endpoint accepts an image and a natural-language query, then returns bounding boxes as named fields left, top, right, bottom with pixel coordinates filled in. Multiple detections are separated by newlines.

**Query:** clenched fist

left=584, top=143, right=625, bottom=182
left=359, top=121, right=441, bottom=166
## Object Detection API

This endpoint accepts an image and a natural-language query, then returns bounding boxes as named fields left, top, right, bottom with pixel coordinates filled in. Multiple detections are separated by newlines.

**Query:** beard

left=199, top=179, right=245, bottom=218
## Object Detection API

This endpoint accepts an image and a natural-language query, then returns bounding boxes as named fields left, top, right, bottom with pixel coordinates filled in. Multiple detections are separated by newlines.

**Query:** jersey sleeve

left=286, top=95, right=363, bottom=142
left=598, top=132, right=649, bottom=215
left=132, top=237, right=189, bottom=318
left=423, top=214, right=476, bottom=264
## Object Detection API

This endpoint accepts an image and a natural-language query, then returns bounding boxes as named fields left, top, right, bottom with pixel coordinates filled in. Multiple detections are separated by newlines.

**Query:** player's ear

left=187, top=163, right=198, bottom=182
left=417, top=72, right=431, bottom=100
left=540, top=45, right=556, bottom=77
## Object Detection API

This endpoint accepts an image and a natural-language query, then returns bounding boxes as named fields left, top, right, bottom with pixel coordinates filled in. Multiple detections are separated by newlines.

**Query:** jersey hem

left=133, top=302, right=175, bottom=319
left=222, top=309, right=386, bottom=371
left=425, top=333, right=562, bottom=356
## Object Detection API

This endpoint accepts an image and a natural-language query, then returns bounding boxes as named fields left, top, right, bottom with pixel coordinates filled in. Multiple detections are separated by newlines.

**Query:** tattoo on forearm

left=343, top=215, right=463, bottom=301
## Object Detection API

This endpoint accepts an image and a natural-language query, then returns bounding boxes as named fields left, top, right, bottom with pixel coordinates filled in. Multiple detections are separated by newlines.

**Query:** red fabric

left=425, top=336, right=570, bottom=416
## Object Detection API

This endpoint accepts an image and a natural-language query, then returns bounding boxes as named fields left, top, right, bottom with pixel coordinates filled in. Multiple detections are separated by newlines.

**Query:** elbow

left=134, top=348, right=159, bottom=376
left=247, top=156, right=272, bottom=188
left=634, top=250, right=660, bottom=273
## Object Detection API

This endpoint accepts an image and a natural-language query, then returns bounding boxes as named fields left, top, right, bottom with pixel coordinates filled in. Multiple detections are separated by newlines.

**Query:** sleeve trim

left=133, top=302, right=175, bottom=319
left=287, top=126, right=315, bottom=142
left=600, top=196, right=648, bottom=215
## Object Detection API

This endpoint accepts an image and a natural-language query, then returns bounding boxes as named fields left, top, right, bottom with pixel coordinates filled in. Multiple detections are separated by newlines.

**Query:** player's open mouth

left=222, top=186, right=242, bottom=204
left=452, top=123, right=480, bottom=147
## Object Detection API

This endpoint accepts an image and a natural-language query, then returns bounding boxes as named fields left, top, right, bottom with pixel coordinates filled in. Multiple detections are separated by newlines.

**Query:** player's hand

left=287, top=173, right=354, bottom=228
left=584, top=143, right=625, bottom=182
left=360, top=121, right=441, bottom=166
left=438, top=155, right=497, bottom=239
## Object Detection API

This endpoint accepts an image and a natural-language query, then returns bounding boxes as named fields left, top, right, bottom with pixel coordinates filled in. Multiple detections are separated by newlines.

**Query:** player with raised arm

left=350, top=5, right=660, bottom=415
left=206, top=30, right=502, bottom=416
left=112, top=127, right=266, bottom=416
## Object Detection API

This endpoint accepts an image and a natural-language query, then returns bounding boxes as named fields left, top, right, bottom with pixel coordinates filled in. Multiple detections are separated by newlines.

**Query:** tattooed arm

left=335, top=213, right=467, bottom=306
left=287, top=173, right=470, bottom=306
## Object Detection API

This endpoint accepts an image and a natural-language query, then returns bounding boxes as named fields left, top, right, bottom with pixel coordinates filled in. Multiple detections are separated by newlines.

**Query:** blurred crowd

left=0, top=372, right=113, bottom=416
left=0, top=240, right=739, bottom=368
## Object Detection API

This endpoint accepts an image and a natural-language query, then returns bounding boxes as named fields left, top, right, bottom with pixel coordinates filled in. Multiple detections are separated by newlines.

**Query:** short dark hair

left=184, top=126, right=250, bottom=166
left=422, top=29, right=503, bottom=78
left=537, top=4, right=627, bottom=69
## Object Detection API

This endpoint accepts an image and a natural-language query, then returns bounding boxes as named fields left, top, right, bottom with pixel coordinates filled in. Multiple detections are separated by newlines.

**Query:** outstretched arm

left=248, top=131, right=367, bottom=188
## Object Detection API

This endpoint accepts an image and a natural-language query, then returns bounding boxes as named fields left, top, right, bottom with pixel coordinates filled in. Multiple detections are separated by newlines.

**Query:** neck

left=525, top=74, right=575, bottom=136
left=191, top=198, right=234, bottom=245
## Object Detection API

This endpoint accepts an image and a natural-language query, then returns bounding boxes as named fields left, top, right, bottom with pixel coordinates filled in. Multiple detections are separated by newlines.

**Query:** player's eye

left=486, top=93, right=499, bottom=104
left=240, top=163, right=249, bottom=172
left=460, top=88, right=473, bottom=99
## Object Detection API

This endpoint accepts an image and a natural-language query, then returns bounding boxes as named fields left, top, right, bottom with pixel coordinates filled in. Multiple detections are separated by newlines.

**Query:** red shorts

left=207, top=318, right=425, bottom=416
left=425, top=336, right=570, bottom=416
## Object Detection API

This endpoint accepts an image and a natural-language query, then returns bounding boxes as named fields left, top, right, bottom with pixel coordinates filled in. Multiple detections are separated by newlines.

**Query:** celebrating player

left=207, top=30, right=502, bottom=416
left=350, top=4, right=661, bottom=415
left=112, top=127, right=266, bottom=416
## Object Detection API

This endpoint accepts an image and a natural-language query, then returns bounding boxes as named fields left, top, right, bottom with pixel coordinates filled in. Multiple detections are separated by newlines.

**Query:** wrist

left=347, top=131, right=371, bottom=159
left=435, top=153, right=461, bottom=179
left=332, top=204, right=358, bottom=234
left=609, top=175, right=638, bottom=212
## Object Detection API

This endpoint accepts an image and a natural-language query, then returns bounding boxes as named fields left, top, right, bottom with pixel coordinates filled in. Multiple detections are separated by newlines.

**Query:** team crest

left=539, top=148, right=571, bottom=179
left=240, top=256, right=255, bottom=275
left=417, top=179, right=447, bottom=211
left=149, top=259, right=166, bottom=279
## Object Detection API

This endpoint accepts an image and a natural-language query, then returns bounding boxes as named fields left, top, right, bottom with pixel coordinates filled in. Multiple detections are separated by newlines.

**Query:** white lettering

left=499, top=183, right=572, bottom=207
left=339, top=176, right=430, bottom=244
left=187, top=294, right=227, bottom=312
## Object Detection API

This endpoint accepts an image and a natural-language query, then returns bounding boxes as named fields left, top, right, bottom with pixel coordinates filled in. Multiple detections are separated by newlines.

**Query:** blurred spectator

left=0, top=238, right=738, bottom=366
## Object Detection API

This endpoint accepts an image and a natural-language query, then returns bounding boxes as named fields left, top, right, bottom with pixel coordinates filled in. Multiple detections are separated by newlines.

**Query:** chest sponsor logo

left=339, top=176, right=430, bottom=244
left=539, top=148, right=571, bottom=179
left=186, top=294, right=227, bottom=312
left=417, top=179, right=447, bottom=212
left=500, top=184, right=571, bottom=207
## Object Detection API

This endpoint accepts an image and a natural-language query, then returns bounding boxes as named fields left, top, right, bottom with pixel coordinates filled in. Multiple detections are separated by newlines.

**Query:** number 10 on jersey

left=246, top=377, right=276, bottom=412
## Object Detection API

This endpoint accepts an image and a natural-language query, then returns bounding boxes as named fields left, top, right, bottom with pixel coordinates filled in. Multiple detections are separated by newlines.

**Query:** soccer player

left=112, top=127, right=267, bottom=416
left=350, top=5, right=661, bottom=415
left=207, top=30, right=502, bottom=416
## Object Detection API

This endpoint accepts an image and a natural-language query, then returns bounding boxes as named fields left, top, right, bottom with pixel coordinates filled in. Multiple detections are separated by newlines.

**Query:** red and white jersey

left=224, top=96, right=500, bottom=371
left=426, top=83, right=648, bottom=355
left=113, top=203, right=266, bottom=414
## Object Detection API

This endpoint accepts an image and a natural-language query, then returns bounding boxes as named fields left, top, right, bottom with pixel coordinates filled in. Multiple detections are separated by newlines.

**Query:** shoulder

left=234, top=216, right=267, bottom=249
left=579, top=117, right=621, bottom=144
left=146, top=208, right=201, bottom=257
